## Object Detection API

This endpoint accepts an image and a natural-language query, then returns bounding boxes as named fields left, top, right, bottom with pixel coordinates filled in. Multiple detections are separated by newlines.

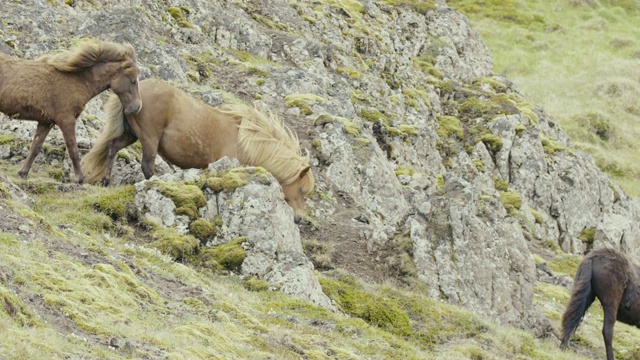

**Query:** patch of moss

left=436, top=174, right=445, bottom=190
left=93, top=186, right=135, bottom=220
left=394, top=166, right=416, bottom=176
left=337, top=67, right=362, bottom=78
left=202, top=170, right=249, bottom=193
left=151, top=226, right=199, bottom=261
left=319, top=273, right=412, bottom=336
left=335, top=116, right=361, bottom=137
left=168, top=6, right=194, bottom=28
left=256, top=78, right=265, bottom=86
left=189, top=218, right=216, bottom=244
left=471, top=77, right=509, bottom=93
left=540, top=135, right=565, bottom=154
left=200, top=237, right=247, bottom=273
left=519, top=106, right=539, bottom=125
left=325, top=0, right=365, bottom=19
left=412, top=56, right=443, bottom=79
left=311, top=138, right=321, bottom=149
left=403, top=89, right=432, bottom=109
left=151, top=181, right=206, bottom=220
left=359, top=109, right=388, bottom=123
left=395, top=124, right=419, bottom=137
left=0, top=133, right=15, bottom=145
left=499, top=191, right=522, bottom=216
left=243, top=277, right=270, bottom=292
left=284, top=94, right=327, bottom=116
left=478, top=133, right=503, bottom=153
left=493, top=177, right=509, bottom=192
left=436, top=115, right=463, bottom=139
left=530, top=209, right=544, bottom=224
left=472, top=159, right=485, bottom=172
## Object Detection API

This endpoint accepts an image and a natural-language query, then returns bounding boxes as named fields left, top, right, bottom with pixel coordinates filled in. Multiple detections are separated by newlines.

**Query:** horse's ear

left=299, top=166, right=310, bottom=179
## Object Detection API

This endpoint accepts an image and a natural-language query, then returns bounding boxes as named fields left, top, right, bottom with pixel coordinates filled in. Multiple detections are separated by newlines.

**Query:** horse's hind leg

left=17, top=122, right=54, bottom=179
left=594, top=273, right=624, bottom=360
left=601, top=301, right=620, bottom=360
left=102, top=131, right=137, bottom=186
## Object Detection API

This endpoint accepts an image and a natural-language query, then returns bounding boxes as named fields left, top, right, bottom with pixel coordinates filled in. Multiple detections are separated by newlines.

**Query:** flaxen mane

left=42, top=40, right=136, bottom=73
left=221, top=104, right=314, bottom=187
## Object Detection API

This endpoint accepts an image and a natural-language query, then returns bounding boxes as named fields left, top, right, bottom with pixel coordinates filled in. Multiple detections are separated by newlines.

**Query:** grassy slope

left=447, top=0, right=640, bottom=196
left=0, top=164, right=607, bottom=360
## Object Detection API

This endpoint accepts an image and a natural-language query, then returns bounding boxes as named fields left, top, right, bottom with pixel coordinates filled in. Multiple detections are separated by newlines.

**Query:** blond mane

left=221, top=104, right=314, bottom=189
left=42, top=39, right=136, bottom=73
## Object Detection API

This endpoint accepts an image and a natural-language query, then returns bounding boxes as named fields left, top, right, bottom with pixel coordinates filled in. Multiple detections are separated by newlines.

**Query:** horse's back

left=131, top=78, right=239, bottom=168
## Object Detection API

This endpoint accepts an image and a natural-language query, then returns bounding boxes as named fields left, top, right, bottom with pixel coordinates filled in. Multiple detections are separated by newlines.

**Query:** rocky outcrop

left=1, top=0, right=639, bottom=333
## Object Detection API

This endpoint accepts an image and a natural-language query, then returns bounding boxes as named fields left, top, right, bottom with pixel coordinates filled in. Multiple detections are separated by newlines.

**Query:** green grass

left=448, top=0, right=640, bottom=197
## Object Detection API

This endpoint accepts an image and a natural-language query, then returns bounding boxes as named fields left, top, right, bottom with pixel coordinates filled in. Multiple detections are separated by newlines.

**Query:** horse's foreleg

left=18, top=123, right=54, bottom=179
left=140, top=141, right=159, bottom=180
left=103, top=132, right=137, bottom=186
left=57, top=120, right=84, bottom=184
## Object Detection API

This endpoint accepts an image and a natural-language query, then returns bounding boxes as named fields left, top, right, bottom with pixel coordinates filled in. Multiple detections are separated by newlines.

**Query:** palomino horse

left=81, top=78, right=314, bottom=222
left=0, top=39, right=142, bottom=183
left=561, top=247, right=640, bottom=360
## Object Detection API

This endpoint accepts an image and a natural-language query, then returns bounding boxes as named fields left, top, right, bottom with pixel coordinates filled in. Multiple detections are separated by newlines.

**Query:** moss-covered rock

left=0, top=133, right=15, bottom=145
left=284, top=94, right=327, bottom=116
left=499, top=191, right=522, bottom=216
left=152, top=182, right=207, bottom=220
left=200, top=237, right=247, bottom=273
left=437, top=115, right=464, bottom=139
left=189, top=218, right=216, bottom=244
left=478, top=133, right=503, bottom=153
left=93, top=186, right=135, bottom=220
left=202, top=170, right=249, bottom=193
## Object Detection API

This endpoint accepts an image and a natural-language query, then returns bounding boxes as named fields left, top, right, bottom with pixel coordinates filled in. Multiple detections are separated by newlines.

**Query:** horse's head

left=281, top=166, right=314, bottom=224
left=110, top=58, right=142, bottom=116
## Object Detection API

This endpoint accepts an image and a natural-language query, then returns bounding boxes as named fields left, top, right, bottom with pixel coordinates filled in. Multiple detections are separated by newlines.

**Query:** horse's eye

left=131, top=79, right=137, bottom=85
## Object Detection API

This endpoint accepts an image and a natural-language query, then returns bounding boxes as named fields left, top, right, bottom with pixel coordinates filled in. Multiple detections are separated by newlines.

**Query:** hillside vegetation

left=0, top=167, right=607, bottom=360
left=448, top=0, right=640, bottom=196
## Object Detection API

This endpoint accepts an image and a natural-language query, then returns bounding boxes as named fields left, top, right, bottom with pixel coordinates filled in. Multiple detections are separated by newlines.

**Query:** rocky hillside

left=2, top=0, right=640, bottom=359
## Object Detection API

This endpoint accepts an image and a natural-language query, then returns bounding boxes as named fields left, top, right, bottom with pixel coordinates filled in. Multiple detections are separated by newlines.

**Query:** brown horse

left=561, top=247, right=640, bottom=360
left=0, top=39, right=142, bottom=183
left=81, top=78, right=314, bottom=222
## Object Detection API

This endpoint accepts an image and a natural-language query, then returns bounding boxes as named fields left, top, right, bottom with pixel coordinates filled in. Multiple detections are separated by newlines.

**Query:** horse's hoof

left=17, top=171, right=28, bottom=179
left=101, top=178, right=111, bottom=187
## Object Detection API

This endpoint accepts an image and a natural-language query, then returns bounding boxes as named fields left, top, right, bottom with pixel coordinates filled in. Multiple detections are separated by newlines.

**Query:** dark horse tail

left=560, top=256, right=595, bottom=348
left=81, top=94, right=127, bottom=183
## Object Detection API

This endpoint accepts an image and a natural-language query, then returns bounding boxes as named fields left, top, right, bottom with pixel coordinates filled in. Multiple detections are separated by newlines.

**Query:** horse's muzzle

left=125, top=102, right=142, bottom=116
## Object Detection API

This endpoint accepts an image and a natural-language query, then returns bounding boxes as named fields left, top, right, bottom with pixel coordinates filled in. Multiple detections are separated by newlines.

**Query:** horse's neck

left=84, top=62, right=120, bottom=98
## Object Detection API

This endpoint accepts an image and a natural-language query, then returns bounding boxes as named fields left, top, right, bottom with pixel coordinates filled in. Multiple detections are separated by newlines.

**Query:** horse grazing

left=0, top=39, right=142, bottom=183
left=561, top=247, right=640, bottom=360
left=81, top=78, right=314, bottom=222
